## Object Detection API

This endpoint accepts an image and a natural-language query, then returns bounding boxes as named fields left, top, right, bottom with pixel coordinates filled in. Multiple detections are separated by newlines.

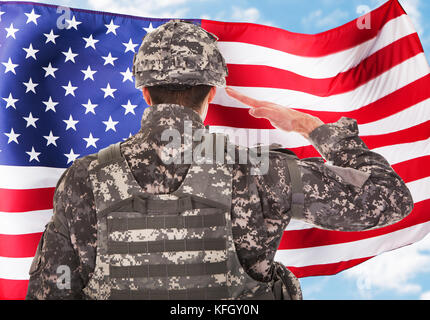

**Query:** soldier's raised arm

left=226, top=87, right=414, bottom=231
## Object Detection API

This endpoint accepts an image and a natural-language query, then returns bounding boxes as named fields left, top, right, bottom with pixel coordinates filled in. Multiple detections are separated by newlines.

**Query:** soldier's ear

left=142, top=87, right=153, bottom=106
left=207, top=86, right=216, bottom=104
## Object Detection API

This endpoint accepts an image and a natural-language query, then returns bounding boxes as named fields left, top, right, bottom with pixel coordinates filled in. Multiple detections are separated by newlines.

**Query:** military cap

left=132, top=20, right=228, bottom=89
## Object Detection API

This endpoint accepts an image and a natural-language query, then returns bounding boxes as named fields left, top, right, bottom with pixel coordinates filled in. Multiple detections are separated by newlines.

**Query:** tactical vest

left=82, top=136, right=286, bottom=300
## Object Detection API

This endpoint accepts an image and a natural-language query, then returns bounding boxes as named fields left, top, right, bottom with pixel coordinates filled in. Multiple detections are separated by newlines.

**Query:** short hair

left=146, top=85, right=212, bottom=112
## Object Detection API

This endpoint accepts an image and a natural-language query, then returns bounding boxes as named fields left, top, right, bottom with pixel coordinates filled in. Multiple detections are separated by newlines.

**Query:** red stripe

left=288, top=257, right=373, bottom=278
left=225, top=33, right=423, bottom=96
left=392, top=156, right=430, bottom=183
left=0, top=279, right=28, bottom=300
left=0, top=233, right=42, bottom=258
left=205, top=74, right=430, bottom=129
left=202, top=0, right=404, bottom=57
left=0, top=188, right=55, bottom=213
left=279, top=199, right=430, bottom=250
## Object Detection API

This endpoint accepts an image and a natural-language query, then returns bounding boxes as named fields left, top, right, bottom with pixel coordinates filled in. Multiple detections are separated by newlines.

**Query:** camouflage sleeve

left=294, top=117, right=414, bottom=231
left=25, top=161, right=90, bottom=300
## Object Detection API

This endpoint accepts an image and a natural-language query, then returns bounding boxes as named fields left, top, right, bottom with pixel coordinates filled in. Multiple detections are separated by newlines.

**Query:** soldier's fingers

left=226, top=87, right=266, bottom=108
left=249, top=107, right=280, bottom=119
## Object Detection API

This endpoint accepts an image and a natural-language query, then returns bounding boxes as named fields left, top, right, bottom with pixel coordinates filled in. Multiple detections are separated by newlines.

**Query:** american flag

left=0, top=0, right=429, bottom=300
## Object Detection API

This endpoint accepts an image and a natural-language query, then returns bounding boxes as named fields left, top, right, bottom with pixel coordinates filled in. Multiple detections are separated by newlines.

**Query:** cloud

left=343, top=233, right=430, bottom=298
left=301, top=8, right=349, bottom=30
left=231, top=6, right=260, bottom=23
left=421, top=291, right=430, bottom=300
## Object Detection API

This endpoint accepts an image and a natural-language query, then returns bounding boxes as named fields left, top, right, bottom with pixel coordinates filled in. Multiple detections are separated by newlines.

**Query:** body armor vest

left=82, top=138, right=277, bottom=300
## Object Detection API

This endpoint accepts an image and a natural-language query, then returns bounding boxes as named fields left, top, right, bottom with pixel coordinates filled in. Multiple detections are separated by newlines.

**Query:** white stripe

left=0, top=165, right=65, bottom=189
left=0, top=257, right=32, bottom=280
left=372, top=137, right=430, bottom=165
left=0, top=210, right=52, bottom=235
left=275, top=220, right=430, bottom=267
left=219, top=15, right=416, bottom=79
left=213, top=54, right=430, bottom=112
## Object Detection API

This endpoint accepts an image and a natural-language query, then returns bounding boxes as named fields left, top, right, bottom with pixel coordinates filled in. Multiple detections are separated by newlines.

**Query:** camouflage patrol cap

left=132, top=20, right=228, bottom=89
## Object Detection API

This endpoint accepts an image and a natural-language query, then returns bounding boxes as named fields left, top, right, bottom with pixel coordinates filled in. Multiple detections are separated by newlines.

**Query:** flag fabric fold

left=0, top=0, right=429, bottom=300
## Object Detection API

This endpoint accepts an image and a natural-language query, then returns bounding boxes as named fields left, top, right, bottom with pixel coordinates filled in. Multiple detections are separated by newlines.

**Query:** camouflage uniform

left=25, top=21, right=414, bottom=300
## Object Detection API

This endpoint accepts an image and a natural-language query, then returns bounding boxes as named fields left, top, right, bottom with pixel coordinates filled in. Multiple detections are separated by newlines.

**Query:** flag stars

left=81, top=65, right=97, bottom=80
left=101, top=52, right=118, bottom=66
left=5, top=23, right=19, bottom=39
left=2, top=93, right=19, bottom=109
left=26, top=147, right=41, bottom=162
left=82, top=99, right=98, bottom=115
left=23, top=78, right=38, bottom=94
left=83, top=133, right=99, bottom=148
left=23, top=112, right=39, bottom=128
left=122, top=100, right=137, bottom=115
left=105, top=19, right=120, bottom=35
left=64, top=148, right=80, bottom=164
left=4, top=128, right=20, bottom=144
left=120, top=67, right=134, bottom=82
left=122, top=38, right=138, bottom=53
left=143, top=22, right=155, bottom=33
left=63, top=114, right=79, bottom=131
left=82, top=34, right=99, bottom=49
left=103, top=116, right=119, bottom=132
left=42, top=63, right=58, bottom=78
left=43, top=96, right=59, bottom=112
left=62, top=47, right=78, bottom=63
left=25, top=9, right=41, bottom=25
left=66, top=15, right=82, bottom=30
left=62, top=81, right=78, bottom=96
left=44, top=29, right=59, bottom=44
left=101, top=83, right=117, bottom=98
left=43, top=131, right=59, bottom=146
left=23, top=43, right=39, bottom=60
left=2, top=58, right=19, bottom=74
left=0, top=11, right=5, bottom=22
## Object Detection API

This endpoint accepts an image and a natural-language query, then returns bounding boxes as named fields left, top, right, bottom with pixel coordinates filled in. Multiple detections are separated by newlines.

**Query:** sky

left=1, top=0, right=430, bottom=300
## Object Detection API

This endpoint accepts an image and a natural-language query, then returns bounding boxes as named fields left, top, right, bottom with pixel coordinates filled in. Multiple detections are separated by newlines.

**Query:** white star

left=5, top=23, right=19, bottom=39
left=23, top=112, right=39, bottom=128
left=64, top=148, right=80, bottom=164
left=65, top=15, right=82, bottom=30
left=62, top=47, right=78, bottom=63
left=122, top=38, right=138, bottom=53
left=120, top=67, right=134, bottom=83
left=2, top=58, right=18, bottom=74
left=42, top=62, right=58, bottom=78
left=103, top=116, right=119, bottom=132
left=63, top=114, right=79, bottom=131
left=44, top=29, right=59, bottom=44
left=82, top=34, right=99, bottom=49
left=2, top=93, right=19, bottom=109
left=43, top=96, right=59, bottom=112
left=101, top=52, right=118, bottom=66
left=0, top=11, right=5, bottom=22
left=105, top=19, right=119, bottom=35
left=23, top=43, right=39, bottom=60
left=82, top=99, right=98, bottom=115
left=143, top=22, right=156, bottom=33
left=62, top=81, right=78, bottom=96
left=25, top=9, right=41, bottom=25
left=4, top=128, right=20, bottom=144
left=83, top=132, right=99, bottom=148
left=121, top=100, right=137, bottom=115
left=81, top=65, right=97, bottom=81
left=26, top=147, right=41, bottom=162
left=101, top=83, right=117, bottom=98
left=43, top=131, right=59, bottom=146
left=23, top=78, right=38, bottom=94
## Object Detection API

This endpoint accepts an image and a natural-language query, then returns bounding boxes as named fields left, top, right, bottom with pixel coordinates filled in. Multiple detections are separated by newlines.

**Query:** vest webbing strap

left=108, top=238, right=227, bottom=254
left=109, top=261, right=228, bottom=278
left=110, top=286, right=230, bottom=300
left=285, top=157, right=305, bottom=220
left=108, top=212, right=226, bottom=232
left=98, top=142, right=122, bottom=165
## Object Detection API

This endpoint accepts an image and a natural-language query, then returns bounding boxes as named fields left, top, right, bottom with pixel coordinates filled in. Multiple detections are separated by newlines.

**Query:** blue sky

left=2, top=0, right=430, bottom=300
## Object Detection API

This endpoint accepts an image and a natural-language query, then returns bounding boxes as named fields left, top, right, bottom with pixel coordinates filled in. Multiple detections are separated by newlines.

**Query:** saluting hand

left=225, top=87, right=324, bottom=139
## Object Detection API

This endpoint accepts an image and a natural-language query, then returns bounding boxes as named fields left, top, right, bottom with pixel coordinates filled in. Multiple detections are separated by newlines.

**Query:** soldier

left=26, top=20, right=414, bottom=300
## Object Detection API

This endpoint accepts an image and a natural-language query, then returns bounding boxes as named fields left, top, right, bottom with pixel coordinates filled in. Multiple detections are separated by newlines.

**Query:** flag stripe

left=0, top=188, right=55, bottom=213
left=0, top=210, right=52, bottom=235
left=225, top=33, right=423, bottom=96
left=0, top=257, right=33, bottom=280
left=0, top=233, right=43, bottom=258
left=0, top=279, right=29, bottom=300
left=0, top=166, right=66, bottom=189
left=201, top=0, right=405, bottom=57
